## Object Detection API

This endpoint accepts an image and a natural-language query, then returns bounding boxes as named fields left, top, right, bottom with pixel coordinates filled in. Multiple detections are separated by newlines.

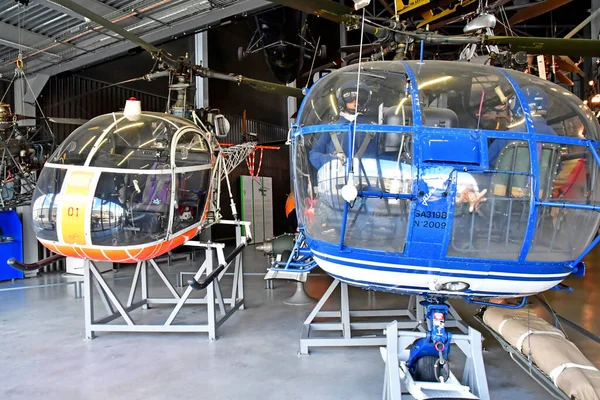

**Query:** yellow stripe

left=60, top=170, right=94, bottom=245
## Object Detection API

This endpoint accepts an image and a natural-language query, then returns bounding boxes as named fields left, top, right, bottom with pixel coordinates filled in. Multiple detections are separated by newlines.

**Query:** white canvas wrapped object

left=483, top=307, right=600, bottom=400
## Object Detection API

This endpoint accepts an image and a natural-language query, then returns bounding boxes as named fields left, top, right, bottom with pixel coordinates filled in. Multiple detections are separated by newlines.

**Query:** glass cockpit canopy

left=32, top=111, right=212, bottom=248
left=298, top=60, right=600, bottom=140
left=49, top=111, right=209, bottom=167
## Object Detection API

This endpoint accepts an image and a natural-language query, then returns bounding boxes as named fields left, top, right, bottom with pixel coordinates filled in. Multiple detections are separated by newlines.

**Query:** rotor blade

left=193, top=66, right=303, bottom=98
left=483, top=35, right=600, bottom=57
left=14, top=114, right=89, bottom=125
left=508, top=0, right=574, bottom=25
left=50, top=0, right=163, bottom=57
left=240, top=76, right=304, bottom=98
left=555, top=56, right=584, bottom=77
left=264, top=0, right=355, bottom=24
left=555, top=70, right=574, bottom=86
left=46, top=117, right=89, bottom=125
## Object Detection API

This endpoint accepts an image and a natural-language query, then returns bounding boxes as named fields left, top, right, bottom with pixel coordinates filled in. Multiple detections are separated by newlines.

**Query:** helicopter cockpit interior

left=295, top=61, right=600, bottom=262
left=31, top=112, right=212, bottom=248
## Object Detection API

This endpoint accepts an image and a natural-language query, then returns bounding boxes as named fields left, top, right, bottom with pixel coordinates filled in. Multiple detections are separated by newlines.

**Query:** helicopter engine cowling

left=293, top=60, right=600, bottom=300
left=30, top=111, right=214, bottom=263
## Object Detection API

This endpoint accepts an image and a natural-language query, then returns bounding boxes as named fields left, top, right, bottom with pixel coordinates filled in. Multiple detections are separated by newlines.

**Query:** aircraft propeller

left=266, top=0, right=600, bottom=57
left=48, top=0, right=305, bottom=100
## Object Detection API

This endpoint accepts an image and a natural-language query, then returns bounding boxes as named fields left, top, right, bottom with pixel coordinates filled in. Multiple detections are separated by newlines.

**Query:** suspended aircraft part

left=266, top=0, right=600, bottom=58
left=237, top=8, right=327, bottom=83
left=463, top=13, right=497, bottom=33
left=0, top=64, right=60, bottom=210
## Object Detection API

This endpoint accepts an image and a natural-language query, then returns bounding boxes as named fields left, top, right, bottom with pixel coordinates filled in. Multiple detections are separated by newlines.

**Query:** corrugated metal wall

left=214, top=113, right=291, bottom=242
left=39, top=75, right=168, bottom=144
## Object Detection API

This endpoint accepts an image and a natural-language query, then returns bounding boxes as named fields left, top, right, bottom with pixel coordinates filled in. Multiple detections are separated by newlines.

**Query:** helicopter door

left=341, top=129, right=414, bottom=254
left=446, top=139, right=533, bottom=261
left=170, top=130, right=212, bottom=236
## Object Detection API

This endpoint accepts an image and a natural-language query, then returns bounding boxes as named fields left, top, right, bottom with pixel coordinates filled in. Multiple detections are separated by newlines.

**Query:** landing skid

left=382, top=321, right=489, bottom=400
left=82, top=223, right=246, bottom=340
left=299, top=278, right=467, bottom=355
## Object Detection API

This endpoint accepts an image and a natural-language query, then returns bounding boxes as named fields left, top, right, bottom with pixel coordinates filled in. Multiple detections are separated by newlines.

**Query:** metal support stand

left=381, top=321, right=489, bottom=400
left=265, top=256, right=275, bottom=290
left=284, top=281, right=315, bottom=306
left=82, top=234, right=244, bottom=340
left=299, top=279, right=467, bottom=355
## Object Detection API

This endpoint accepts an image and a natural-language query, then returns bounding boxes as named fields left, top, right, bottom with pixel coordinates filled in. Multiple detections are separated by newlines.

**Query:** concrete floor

left=1, top=244, right=599, bottom=400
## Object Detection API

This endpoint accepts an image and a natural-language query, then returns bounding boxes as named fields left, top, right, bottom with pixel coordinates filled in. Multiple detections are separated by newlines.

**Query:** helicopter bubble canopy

left=293, top=60, right=600, bottom=299
left=31, top=111, right=213, bottom=263
left=297, top=60, right=600, bottom=140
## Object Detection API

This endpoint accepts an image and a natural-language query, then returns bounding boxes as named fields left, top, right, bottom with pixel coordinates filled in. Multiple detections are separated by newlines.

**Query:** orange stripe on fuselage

left=60, top=170, right=95, bottom=245
left=40, top=228, right=200, bottom=263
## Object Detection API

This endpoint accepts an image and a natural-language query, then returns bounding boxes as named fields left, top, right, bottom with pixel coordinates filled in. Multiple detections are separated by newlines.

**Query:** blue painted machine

left=0, top=210, right=24, bottom=281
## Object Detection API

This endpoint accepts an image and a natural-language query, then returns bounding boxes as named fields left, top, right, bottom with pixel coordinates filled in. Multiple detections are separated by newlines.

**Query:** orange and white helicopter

left=6, top=0, right=303, bottom=273
left=28, top=99, right=238, bottom=265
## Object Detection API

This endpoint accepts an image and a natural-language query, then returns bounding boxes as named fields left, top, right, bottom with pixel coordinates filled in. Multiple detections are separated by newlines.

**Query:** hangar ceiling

left=0, top=0, right=272, bottom=77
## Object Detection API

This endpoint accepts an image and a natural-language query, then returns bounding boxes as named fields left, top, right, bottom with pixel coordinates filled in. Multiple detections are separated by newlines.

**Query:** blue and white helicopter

left=268, top=58, right=600, bottom=380
left=20, top=0, right=600, bottom=388
left=256, top=0, right=600, bottom=383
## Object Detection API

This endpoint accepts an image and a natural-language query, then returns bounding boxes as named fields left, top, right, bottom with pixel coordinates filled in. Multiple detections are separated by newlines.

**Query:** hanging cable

left=350, top=7, right=367, bottom=175
left=306, top=36, right=321, bottom=88
left=340, top=8, right=367, bottom=204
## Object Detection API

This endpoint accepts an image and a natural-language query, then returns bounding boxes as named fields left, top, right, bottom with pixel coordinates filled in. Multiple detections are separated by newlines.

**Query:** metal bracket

left=299, top=278, right=467, bottom=355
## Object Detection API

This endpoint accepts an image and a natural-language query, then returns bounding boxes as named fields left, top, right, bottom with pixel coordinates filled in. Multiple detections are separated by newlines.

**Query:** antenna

left=477, top=90, right=485, bottom=130
left=342, top=7, right=367, bottom=204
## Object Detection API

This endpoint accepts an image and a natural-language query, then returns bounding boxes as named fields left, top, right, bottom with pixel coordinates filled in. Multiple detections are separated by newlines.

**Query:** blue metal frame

left=500, top=70, right=541, bottom=263
left=407, top=301, right=452, bottom=373
left=293, top=125, right=600, bottom=261
left=269, top=229, right=320, bottom=273
left=338, top=125, right=355, bottom=251
left=466, top=296, right=528, bottom=309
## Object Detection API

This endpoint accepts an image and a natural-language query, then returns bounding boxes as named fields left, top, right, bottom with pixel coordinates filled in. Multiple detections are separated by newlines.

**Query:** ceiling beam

left=508, top=0, right=575, bottom=25
left=19, top=0, right=273, bottom=77
left=32, top=0, right=141, bottom=24
left=0, top=38, right=62, bottom=59
left=0, top=21, right=68, bottom=56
